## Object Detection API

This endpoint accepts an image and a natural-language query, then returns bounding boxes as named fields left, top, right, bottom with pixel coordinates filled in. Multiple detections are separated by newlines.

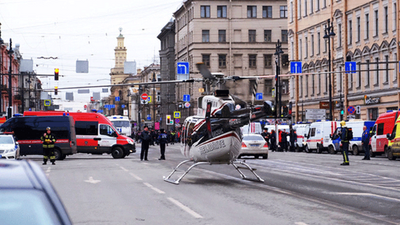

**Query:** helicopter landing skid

left=163, top=160, right=209, bottom=185
left=232, top=161, right=264, bottom=183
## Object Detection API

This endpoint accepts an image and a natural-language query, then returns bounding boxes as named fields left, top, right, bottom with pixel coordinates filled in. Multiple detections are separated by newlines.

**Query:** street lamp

left=274, top=39, right=284, bottom=118
left=7, top=39, right=13, bottom=119
left=323, top=19, right=335, bottom=121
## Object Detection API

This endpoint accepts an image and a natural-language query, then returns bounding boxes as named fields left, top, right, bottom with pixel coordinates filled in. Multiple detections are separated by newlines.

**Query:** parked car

left=306, top=121, right=339, bottom=153
left=239, top=134, right=268, bottom=159
left=0, top=134, right=20, bottom=159
left=0, top=160, right=72, bottom=224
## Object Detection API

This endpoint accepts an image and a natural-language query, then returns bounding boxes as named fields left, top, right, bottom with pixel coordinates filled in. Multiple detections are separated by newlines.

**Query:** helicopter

left=163, top=63, right=274, bottom=184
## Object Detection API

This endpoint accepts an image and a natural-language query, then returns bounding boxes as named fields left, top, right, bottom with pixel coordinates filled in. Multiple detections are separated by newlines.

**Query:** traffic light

left=166, top=115, right=171, bottom=125
left=288, top=102, right=292, bottom=116
left=282, top=105, right=288, bottom=117
left=54, top=86, right=58, bottom=95
left=340, top=101, right=344, bottom=115
left=54, top=68, right=59, bottom=81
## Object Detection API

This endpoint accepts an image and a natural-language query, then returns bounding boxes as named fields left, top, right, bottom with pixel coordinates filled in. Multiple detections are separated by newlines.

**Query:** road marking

left=129, top=172, right=143, bottom=181
left=167, top=197, right=203, bottom=219
left=143, top=182, right=165, bottom=194
left=295, top=222, right=308, bottom=225
left=328, top=192, right=400, bottom=203
left=46, top=167, right=51, bottom=173
left=120, top=166, right=128, bottom=172
left=84, top=176, right=101, bottom=184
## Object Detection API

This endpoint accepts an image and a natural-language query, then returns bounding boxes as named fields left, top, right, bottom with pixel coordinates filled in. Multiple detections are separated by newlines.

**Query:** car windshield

left=112, top=121, right=130, bottom=127
left=243, top=135, right=264, bottom=141
left=0, top=189, right=61, bottom=225
left=0, top=136, right=14, bottom=144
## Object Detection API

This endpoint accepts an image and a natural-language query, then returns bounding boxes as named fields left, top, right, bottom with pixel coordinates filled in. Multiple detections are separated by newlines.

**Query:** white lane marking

left=143, top=182, right=165, bottom=194
left=167, top=197, right=203, bottom=219
left=46, top=167, right=51, bottom=173
left=120, top=166, right=128, bottom=172
left=328, top=192, right=400, bottom=203
left=129, top=172, right=143, bottom=181
left=84, top=177, right=101, bottom=184
left=295, top=222, right=308, bottom=225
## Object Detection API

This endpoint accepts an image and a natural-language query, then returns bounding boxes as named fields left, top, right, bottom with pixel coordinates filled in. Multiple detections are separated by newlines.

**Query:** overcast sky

left=0, top=0, right=182, bottom=109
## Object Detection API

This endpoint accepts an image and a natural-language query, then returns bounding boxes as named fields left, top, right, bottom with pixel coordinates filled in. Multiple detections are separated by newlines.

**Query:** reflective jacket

left=41, top=133, right=56, bottom=148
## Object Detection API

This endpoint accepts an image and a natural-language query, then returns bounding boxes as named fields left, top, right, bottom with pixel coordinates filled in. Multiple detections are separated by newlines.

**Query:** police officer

left=40, top=127, right=57, bottom=165
left=362, top=126, right=370, bottom=160
left=140, top=126, right=151, bottom=161
left=340, top=121, right=350, bottom=166
left=158, top=129, right=168, bottom=160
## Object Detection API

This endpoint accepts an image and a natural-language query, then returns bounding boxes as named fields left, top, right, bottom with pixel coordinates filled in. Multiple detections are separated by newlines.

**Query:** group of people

left=137, top=126, right=179, bottom=161
left=261, top=128, right=297, bottom=152
left=340, top=121, right=372, bottom=166
left=133, top=129, right=180, bottom=145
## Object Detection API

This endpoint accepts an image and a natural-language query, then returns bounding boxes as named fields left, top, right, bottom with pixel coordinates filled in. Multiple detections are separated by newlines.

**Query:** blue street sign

left=115, top=96, right=120, bottom=102
left=104, top=104, right=115, bottom=109
left=183, top=94, right=190, bottom=102
left=97, top=110, right=103, bottom=113
left=121, top=104, right=125, bottom=108
left=290, top=61, right=302, bottom=74
left=255, top=93, right=263, bottom=100
left=347, top=105, right=355, bottom=114
left=345, top=61, right=356, bottom=73
left=177, top=62, right=189, bottom=75
left=147, top=114, right=151, bottom=120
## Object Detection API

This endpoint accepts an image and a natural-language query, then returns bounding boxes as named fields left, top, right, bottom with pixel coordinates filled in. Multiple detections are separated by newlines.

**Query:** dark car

left=0, top=160, right=72, bottom=225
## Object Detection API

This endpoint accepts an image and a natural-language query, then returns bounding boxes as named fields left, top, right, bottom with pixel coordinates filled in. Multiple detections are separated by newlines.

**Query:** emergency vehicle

left=370, top=111, right=398, bottom=157
left=386, top=113, right=400, bottom=160
left=293, top=123, right=311, bottom=152
left=24, top=111, right=135, bottom=159
left=107, top=115, right=131, bottom=137
left=305, top=121, right=339, bottom=153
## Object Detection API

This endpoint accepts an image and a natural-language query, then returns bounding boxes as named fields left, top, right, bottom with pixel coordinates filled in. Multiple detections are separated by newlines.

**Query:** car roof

left=243, top=134, right=263, bottom=137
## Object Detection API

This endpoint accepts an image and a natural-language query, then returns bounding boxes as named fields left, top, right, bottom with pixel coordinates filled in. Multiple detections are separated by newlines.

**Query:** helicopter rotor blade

left=196, top=62, right=213, bottom=79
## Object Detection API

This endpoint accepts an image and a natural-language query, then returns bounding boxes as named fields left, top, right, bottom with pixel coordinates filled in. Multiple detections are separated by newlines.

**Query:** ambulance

left=305, top=121, right=339, bottom=153
left=293, top=123, right=311, bottom=152
left=24, top=111, right=135, bottom=158
left=107, top=115, right=132, bottom=137
left=370, top=111, right=398, bottom=157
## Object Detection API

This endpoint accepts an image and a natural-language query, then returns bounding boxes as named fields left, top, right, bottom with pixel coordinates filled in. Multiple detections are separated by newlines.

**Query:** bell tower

left=110, top=28, right=128, bottom=85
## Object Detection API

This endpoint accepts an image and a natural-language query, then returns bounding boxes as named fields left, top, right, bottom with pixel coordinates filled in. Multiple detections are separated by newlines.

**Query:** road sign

left=175, top=119, right=180, bottom=123
left=174, top=111, right=181, bottom=118
left=44, top=99, right=51, bottom=107
left=141, top=93, right=148, bottom=101
left=184, top=102, right=191, bottom=108
left=147, top=96, right=152, bottom=103
left=183, top=94, right=190, bottom=102
left=305, top=109, right=326, bottom=120
left=104, top=104, right=115, bottom=109
left=345, top=61, right=356, bottom=73
left=290, top=61, right=302, bottom=73
left=115, top=96, right=120, bottom=102
left=347, top=105, right=355, bottom=114
left=255, top=93, right=263, bottom=100
left=121, top=104, right=125, bottom=108
left=177, top=62, right=189, bottom=75
left=355, top=105, right=361, bottom=114
left=147, top=114, right=151, bottom=120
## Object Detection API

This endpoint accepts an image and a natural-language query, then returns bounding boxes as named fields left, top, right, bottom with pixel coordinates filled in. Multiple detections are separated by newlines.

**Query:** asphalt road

left=23, top=144, right=400, bottom=225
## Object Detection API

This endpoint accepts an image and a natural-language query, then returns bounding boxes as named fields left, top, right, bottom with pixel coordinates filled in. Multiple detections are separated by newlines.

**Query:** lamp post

left=324, top=19, right=335, bottom=121
left=7, top=39, right=13, bottom=119
left=274, top=39, right=284, bottom=119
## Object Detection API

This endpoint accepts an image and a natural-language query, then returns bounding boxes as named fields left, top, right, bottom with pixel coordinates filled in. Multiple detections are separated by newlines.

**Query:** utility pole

left=324, top=19, right=336, bottom=121
left=7, top=38, right=13, bottom=119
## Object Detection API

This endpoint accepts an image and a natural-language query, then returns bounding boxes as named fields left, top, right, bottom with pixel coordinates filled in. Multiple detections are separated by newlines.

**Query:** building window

left=280, top=6, right=287, bottom=18
left=323, top=0, right=326, bottom=8
left=304, top=0, right=308, bottom=16
left=299, top=76, right=303, bottom=97
left=310, top=0, right=313, bottom=14
left=217, top=5, right=227, bottom=18
left=201, top=5, right=210, bottom=18
left=282, top=80, right=289, bottom=94
left=357, top=17, right=360, bottom=42
left=202, top=54, right=210, bottom=67
left=249, top=30, right=256, bottom=42
left=218, top=54, right=226, bottom=68
left=305, top=75, right=309, bottom=96
left=368, top=108, right=379, bottom=120
left=290, top=2, right=293, bottom=22
left=291, top=41, right=294, bottom=60
left=394, top=53, right=398, bottom=82
left=281, top=30, right=288, bottom=42
left=311, top=74, right=315, bottom=95
left=218, top=30, right=226, bottom=42
left=264, top=54, right=272, bottom=68
left=325, top=72, right=328, bottom=93
left=305, top=37, right=308, bottom=58
left=247, top=6, right=257, bottom=18
left=394, top=3, right=397, bottom=31
left=263, top=6, right=273, bottom=18
left=249, top=54, right=257, bottom=68
left=316, top=0, right=320, bottom=11
left=357, top=62, right=361, bottom=88
left=374, top=57, right=379, bottom=86
left=264, top=30, right=272, bottom=42
left=311, top=34, right=314, bottom=56
left=365, top=59, right=370, bottom=87
left=348, top=19, right=352, bottom=45
left=318, top=73, right=321, bottom=94
left=324, top=38, right=327, bottom=53
left=202, top=30, right=210, bottom=42
left=374, top=10, right=378, bottom=37
left=338, top=24, right=342, bottom=47
left=317, top=32, right=320, bottom=55
left=365, top=13, right=369, bottom=40
left=385, top=55, right=389, bottom=83
left=299, top=39, right=303, bottom=59
left=298, top=0, right=302, bottom=19
left=384, top=6, right=388, bottom=33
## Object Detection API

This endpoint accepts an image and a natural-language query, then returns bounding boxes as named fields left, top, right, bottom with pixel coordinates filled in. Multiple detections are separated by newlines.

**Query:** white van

left=305, top=121, right=339, bottom=153
left=107, top=115, right=132, bottom=137
left=241, top=122, right=262, bottom=134
left=293, top=123, right=311, bottom=151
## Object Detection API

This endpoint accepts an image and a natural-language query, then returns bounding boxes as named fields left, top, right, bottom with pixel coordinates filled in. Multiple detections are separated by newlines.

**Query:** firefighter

left=340, top=121, right=351, bottom=166
left=40, top=127, right=57, bottom=165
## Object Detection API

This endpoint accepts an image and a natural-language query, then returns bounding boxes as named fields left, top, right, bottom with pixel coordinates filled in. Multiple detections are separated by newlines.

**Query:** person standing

left=140, top=126, right=151, bottom=161
left=170, top=131, right=176, bottom=145
left=290, top=129, right=297, bottom=152
left=270, top=130, right=277, bottom=152
left=40, top=127, right=57, bottom=165
left=261, top=128, right=270, bottom=146
left=362, top=126, right=371, bottom=160
left=158, top=129, right=168, bottom=160
left=281, top=130, right=288, bottom=152
left=340, top=121, right=351, bottom=166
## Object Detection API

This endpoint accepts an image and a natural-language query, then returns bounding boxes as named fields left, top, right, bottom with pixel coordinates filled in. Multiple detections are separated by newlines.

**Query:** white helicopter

left=163, top=63, right=274, bottom=184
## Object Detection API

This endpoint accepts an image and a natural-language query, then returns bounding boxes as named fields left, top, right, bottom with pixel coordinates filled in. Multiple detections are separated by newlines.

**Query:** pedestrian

left=40, top=127, right=56, bottom=165
left=140, top=126, right=151, bottom=161
left=170, top=130, right=176, bottom=145
left=340, top=121, right=352, bottom=166
left=158, top=129, right=168, bottom=160
left=290, top=129, right=297, bottom=152
left=270, top=130, right=277, bottom=152
left=281, top=130, right=288, bottom=152
left=261, top=128, right=269, bottom=145
left=362, top=126, right=371, bottom=160
left=278, top=129, right=282, bottom=151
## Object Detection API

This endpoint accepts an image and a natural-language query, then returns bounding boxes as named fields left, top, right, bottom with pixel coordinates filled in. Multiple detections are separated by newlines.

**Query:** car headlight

left=127, top=139, right=134, bottom=145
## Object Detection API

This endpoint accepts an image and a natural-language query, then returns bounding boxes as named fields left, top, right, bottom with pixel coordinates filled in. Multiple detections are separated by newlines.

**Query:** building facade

left=174, top=0, right=289, bottom=116
left=288, top=0, right=399, bottom=121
